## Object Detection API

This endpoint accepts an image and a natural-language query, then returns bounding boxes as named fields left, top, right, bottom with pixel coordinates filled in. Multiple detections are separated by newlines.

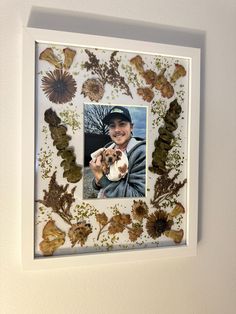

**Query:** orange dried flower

left=137, top=87, right=154, bottom=102
left=130, top=55, right=145, bottom=74
left=142, top=70, right=157, bottom=87
left=170, top=64, right=186, bottom=83
left=160, top=82, right=174, bottom=99
left=155, top=68, right=168, bottom=90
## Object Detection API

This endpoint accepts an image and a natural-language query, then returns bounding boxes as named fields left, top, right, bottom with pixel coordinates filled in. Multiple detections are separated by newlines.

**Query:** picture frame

left=22, top=27, right=200, bottom=270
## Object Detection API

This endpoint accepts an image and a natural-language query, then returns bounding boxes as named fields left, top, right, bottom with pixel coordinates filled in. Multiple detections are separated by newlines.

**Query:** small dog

left=101, top=148, right=122, bottom=175
left=91, top=146, right=129, bottom=181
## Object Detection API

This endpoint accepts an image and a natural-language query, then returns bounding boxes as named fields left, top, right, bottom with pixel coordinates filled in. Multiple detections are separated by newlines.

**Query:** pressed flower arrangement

left=23, top=28, right=200, bottom=263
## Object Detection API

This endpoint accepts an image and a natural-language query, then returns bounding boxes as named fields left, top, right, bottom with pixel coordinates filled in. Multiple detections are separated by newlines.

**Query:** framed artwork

left=22, top=27, right=200, bottom=269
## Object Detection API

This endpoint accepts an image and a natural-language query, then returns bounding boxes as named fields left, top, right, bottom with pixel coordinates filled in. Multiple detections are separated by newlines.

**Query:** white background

left=1, top=1, right=236, bottom=313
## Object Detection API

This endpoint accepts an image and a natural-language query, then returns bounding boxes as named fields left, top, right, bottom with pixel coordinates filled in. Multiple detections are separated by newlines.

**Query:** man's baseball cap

left=103, top=106, right=132, bottom=125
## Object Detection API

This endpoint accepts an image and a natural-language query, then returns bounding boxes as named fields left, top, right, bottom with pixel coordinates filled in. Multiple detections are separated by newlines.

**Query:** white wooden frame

left=22, top=27, right=200, bottom=270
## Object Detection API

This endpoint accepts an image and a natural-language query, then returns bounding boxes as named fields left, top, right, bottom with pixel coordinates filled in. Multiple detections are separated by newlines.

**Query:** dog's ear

left=116, top=150, right=122, bottom=160
left=102, top=148, right=107, bottom=158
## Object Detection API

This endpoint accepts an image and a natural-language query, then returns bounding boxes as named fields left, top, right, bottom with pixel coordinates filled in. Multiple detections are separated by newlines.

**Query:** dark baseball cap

left=103, top=106, right=132, bottom=125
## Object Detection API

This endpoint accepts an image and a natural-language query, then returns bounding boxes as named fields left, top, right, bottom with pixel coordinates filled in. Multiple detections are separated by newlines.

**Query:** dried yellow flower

left=39, top=48, right=62, bottom=69
left=168, top=203, right=185, bottom=219
left=170, top=64, right=186, bottom=83
left=63, top=48, right=76, bottom=70
left=39, top=220, right=65, bottom=256
left=164, top=229, right=184, bottom=244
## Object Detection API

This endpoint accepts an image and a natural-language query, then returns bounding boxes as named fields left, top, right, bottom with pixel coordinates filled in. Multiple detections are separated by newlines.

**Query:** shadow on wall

left=27, top=7, right=206, bottom=243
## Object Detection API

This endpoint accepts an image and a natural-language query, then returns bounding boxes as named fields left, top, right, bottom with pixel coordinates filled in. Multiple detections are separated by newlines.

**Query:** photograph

left=83, top=104, right=147, bottom=199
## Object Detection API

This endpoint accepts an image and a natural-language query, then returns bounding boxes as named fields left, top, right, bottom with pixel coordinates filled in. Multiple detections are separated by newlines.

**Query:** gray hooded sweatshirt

left=92, top=138, right=146, bottom=198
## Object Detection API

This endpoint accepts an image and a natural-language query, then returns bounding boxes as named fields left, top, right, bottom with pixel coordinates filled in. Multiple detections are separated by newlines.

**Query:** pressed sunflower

left=146, top=210, right=173, bottom=239
left=81, top=78, right=105, bottom=102
left=42, top=69, right=77, bottom=104
left=68, top=222, right=92, bottom=247
left=131, top=200, right=149, bottom=222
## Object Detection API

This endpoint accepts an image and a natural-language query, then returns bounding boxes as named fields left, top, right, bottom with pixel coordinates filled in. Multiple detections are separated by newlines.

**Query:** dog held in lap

left=91, top=146, right=129, bottom=181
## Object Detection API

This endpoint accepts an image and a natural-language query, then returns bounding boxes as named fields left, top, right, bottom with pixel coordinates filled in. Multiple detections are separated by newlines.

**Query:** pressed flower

left=108, top=214, right=131, bottom=234
left=137, top=87, right=154, bottom=102
left=128, top=225, right=143, bottom=242
left=108, top=222, right=125, bottom=234
left=155, top=68, right=168, bottom=90
left=146, top=210, right=173, bottom=239
left=39, top=220, right=65, bottom=256
left=39, top=48, right=62, bottom=69
left=68, top=222, right=92, bottom=247
left=112, top=214, right=131, bottom=225
left=168, top=203, right=185, bottom=219
left=81, top=78, right=105, bottom=102
left=96, top=213, right=109, bottom=226
left=170, top=64, right=186, bottom=83
left=63, top=48, right=76, bottom=70
left=39, top=238, right=65, bottom=256
left=131, top=200, right=149, bottom=222
left=165, top=229, right=184, bottom=243
left=142, top=70, right=157, bottom=87
left=130, top=55, right=145, bottom=74
left=42, top=69, right=77, bottom=104
left=160, top=81, right=174, bottom=99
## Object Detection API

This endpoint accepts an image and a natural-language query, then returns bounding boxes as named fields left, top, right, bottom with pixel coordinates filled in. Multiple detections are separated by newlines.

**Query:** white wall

left=1, top=1, right=236, bottom=313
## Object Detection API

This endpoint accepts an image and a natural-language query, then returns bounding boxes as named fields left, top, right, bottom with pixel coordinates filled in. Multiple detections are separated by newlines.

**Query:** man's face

left=108, top=118, right=133, bottom=148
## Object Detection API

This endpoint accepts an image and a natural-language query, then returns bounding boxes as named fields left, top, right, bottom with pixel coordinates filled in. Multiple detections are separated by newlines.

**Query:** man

left=89, top=106, right=146, bottom=198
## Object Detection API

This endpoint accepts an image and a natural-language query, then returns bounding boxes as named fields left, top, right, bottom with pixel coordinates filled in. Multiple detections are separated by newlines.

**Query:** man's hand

left=89, top=156, right=103, bottom=184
